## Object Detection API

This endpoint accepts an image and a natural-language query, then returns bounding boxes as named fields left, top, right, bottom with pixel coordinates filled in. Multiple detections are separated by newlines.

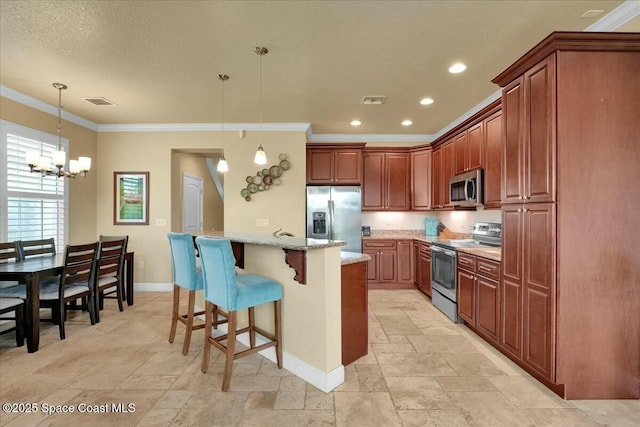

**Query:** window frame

left=0, top=119, right=70, bottom=251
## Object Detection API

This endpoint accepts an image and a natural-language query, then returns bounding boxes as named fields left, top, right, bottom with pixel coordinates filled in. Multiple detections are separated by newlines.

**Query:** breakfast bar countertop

left=340, top=251, right=371, bottom=265
left=197, top=231, right=346, bottom=251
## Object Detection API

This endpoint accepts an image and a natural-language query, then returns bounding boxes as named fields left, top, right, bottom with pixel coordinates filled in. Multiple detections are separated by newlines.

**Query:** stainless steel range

left=431, top=222, right=501, bottom=322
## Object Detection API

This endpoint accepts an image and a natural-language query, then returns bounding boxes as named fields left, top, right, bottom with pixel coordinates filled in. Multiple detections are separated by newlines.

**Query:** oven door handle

left=431, top=245, right=456, bottom=258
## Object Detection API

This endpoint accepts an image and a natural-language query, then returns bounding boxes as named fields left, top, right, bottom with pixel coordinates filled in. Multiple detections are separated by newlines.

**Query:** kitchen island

left=197, top=231, right=364, bottom=392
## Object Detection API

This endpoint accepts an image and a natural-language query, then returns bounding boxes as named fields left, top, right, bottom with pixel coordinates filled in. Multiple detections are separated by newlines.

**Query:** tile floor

left=0, top=289, right=638, bottom=426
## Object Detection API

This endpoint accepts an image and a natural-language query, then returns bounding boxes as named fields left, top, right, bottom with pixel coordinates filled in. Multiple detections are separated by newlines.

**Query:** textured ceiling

left=1, top=1, right=638, bottom=136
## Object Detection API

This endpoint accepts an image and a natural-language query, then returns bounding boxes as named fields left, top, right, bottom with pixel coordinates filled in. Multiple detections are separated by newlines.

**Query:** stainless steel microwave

left=450, top=169, right=483, bottom=206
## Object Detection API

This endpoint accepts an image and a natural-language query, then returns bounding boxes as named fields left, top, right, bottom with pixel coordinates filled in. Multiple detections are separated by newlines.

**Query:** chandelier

left=216, top=73, right=229, bottom=173
left=26, top=83, right=91, bottom=178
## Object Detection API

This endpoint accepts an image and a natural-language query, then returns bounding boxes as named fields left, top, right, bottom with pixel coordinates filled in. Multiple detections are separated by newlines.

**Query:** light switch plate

left=155, top=218, right=167, bottom=227
left=256, top=219, right=269, bottom=227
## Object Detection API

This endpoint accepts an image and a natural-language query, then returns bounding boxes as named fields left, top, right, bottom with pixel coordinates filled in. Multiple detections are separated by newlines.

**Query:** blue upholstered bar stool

left=167, top=232, right=207, bottom=355
left=196, top=236, right=283, bottom=391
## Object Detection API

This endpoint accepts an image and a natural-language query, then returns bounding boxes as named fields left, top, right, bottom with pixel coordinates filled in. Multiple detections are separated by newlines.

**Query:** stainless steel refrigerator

left=306, top=186, right=362, bottom=253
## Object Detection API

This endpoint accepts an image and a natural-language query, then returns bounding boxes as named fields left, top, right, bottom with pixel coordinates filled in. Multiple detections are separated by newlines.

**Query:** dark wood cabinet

left=411, top=149, right=432, bottom=210
left=414, top=241, right=431, bottom=297
left=454, top=122, right=483, bottom=175
left=397, top=240, right=414, bottom=285
left=363, top=240, right=397, bottom=286
left=306, top=144, right=364, bottom=184
left=501, top=55, right=556, bottom=205
left=363, top=150, right=410, bottom=211
left=431, top=141, right=454, bottom=209
left=457, top=268, right=476, bottom=324
left=431, top=147, right=442, bottom=209
left=483, top=110, right=503, bottom=209
left=341, top=261, right=368, bottom=366
left=442, top=142, right=454, bottom=207
left=500, top=205, right=523, bottom=360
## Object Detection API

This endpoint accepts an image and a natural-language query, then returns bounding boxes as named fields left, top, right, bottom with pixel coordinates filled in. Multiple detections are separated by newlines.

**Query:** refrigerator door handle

left=329, top=200, right=335, bottom=240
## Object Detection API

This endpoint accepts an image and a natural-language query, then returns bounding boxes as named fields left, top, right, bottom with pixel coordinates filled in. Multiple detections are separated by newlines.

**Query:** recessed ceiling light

left=420, top=97, right=434, bottom=105
left=401, top=120, right=413, bottom=126
left=448, top=63, right=467, bottom=74
left=350, top=120, right=361, bottom=126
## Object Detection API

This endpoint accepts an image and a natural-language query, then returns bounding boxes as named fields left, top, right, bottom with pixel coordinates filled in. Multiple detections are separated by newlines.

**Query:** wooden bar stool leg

left=248, top=306, right=256, bottom=348
left=222, top=311, right=237, bottom=392
left=213, top=305, right=219, bottom=330
left=169, top=284, right=180, bottom=343
left=182, top=290, right=196, bottom=355
left=201, top=301, right=213, bottom=373
left=275, top=300, right=282, bottom=368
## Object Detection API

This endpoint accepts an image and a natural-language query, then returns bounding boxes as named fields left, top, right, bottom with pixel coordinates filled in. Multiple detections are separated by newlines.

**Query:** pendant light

left=254, top=46, right=268, bottom=165
left=26, top=83, right=91, bottom=178
left=216, top=74, right=229, bottom=173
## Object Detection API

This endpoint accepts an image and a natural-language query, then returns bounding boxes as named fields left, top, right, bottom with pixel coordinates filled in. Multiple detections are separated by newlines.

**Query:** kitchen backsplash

left=361, top=209, right=501, bottom=234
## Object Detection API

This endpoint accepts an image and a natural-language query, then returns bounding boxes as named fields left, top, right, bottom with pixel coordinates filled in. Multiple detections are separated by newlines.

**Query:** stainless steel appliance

left=306, top=186, right=362, bottom=252
left=450, top=169, right=483, bottom=206
left=431, top=222, right=501, bottom=322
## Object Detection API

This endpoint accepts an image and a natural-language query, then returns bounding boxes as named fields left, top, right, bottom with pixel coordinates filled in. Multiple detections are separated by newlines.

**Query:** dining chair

left=0, top=242, right=98, bottom=339
left=17, top=238, right=56, bottom=259
left=0, top=298, right=25, bottom=347
left=195, top=236, right=283, bottom=391
left=94, top=236, right=128, bottom=322
left=0, top=242, right=21, bottom=290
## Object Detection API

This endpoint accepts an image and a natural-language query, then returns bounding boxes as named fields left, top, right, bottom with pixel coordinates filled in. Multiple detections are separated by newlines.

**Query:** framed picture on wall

left=113, top=171, right=149, bottom=225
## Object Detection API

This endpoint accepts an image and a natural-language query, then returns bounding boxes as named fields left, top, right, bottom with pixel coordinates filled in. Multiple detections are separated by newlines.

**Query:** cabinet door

left=502, top=77, right=524, bottom=204
left=378, top=250, right=397, bottom=283
left=414, top=241, right=421, bottom=287
left=424, top=255, right=432, bottom=298
left=362, top=152, right=385, bottom=210
left=364, top=249, right=379, bottom=283
left=307, top=149, right=334, bottom=183
left=454, top=132, right=468, bottom=175
left=477, top=276, right=500, bottom=344
left=432, top=148, right=442, bottom=208
left=411, top=150, right=432, bottom=210
left=386, top=153, right=411, bottom=210
left=397, top=240, right=414, bottom=284
left=467, top=122, right=483, bottom=172
left=334, top=149, right=362, bottom=184
left=522, top=203, right=555, bottom=380
left=524, top=56, right=556, bottom=203
left=457, top=269, right=476, bottom=325
left=501, top=205, right=523, bottom=359
left=484, top=111, right=503, bottom=208
left=442, top=142, right=455, bottom=206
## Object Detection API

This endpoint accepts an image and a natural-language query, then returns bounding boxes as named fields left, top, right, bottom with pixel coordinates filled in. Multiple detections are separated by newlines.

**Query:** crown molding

left=1, top=85, right=99, bottom=131
left=307, top=133, right=434, bottom=143
left=97, top=123, right=312, bottom=133
left=585, top=0, right=640, bottom=31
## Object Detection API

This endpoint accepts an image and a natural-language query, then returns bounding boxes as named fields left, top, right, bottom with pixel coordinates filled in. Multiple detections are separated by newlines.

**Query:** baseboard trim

left=134, top=282, right=173, bottom=292
left=194, top=304, right=344, bottom=393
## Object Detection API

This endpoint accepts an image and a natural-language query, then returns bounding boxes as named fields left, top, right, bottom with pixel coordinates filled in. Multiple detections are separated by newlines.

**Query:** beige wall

left=97, top=130, right=307, bottom=283
left=0, top=96, right=98, bottom=244
left=170, top=152, right=224, bottom=232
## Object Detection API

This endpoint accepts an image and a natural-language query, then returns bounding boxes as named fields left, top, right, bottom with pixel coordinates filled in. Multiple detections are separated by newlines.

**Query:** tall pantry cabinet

left=493, top=32, right=640, bottom=399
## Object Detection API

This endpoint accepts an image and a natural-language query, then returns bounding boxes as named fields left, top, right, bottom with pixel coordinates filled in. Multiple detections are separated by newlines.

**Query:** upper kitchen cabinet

left=454, top=122, right=483, bottom=175
left=483, top=110, right=503, bottom=209
left=493, top=32, right=640, bottom=400
left=410, top=148, right=432, bottom=210
left=431, top=141, right=454, bottom=209
left=306, top=143, right=365, bottom=185
left=363, top=149, right=410, bottom=211
left=501, top=55, right=556, bottom=205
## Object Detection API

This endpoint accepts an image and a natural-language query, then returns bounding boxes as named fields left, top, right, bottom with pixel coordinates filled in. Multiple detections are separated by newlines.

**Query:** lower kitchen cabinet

left=457, top=253, right=501, bottom=345
left=414, top=241, right=431, bottom=297
left=397, top=240, right=414, bottom=285
left=363, top=239, right=416, bottom=289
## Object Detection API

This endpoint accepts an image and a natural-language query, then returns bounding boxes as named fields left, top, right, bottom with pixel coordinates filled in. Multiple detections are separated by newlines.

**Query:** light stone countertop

left=196, top=231, right=346, bottom=251
left=456, top=246, right=502, bottom=262
left=340, top=251, right=371, bottom=265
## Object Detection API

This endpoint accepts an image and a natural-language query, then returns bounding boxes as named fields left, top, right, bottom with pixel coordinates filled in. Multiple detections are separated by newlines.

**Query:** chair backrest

left=60, top=242, right=99, bottom=291
left=97, top=237, right=127, bottom=281
left=167, top=233, right=201, bottom=291
left=17, top=238, right=56, bottom=260
left=195, top=237, right=238, bottom=310
left=99, top=235, right=129, bottom=253
left=0, top=242, right=19, bottom=263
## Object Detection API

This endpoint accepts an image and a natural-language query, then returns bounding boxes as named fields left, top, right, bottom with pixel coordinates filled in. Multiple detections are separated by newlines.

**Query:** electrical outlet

left=155, top=218, right=167, bottom=227
left=256, top=219, right=269, bottom=227
left=138, top=260, right=145, bottom=269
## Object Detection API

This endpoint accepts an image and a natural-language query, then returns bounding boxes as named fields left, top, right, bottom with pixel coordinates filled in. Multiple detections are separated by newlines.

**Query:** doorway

left=182, top=173, right=203, bottom=233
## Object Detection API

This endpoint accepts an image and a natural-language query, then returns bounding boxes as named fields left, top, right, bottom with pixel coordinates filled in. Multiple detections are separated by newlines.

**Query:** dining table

left=0, top=251, right=135, bottom=353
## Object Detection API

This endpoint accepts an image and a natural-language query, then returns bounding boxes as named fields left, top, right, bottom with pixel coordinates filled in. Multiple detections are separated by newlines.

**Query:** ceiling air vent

left=83, top=97, right=117, bottom=106
left=361, top=96, right=387, bottom=105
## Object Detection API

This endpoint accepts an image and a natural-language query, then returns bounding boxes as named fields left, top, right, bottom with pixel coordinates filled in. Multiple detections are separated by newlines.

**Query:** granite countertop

left=340, top=251, right=371, bottom=265
left=456, top=246, right=501, bottom=262
left=197, top=231, right=346, bottom=251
